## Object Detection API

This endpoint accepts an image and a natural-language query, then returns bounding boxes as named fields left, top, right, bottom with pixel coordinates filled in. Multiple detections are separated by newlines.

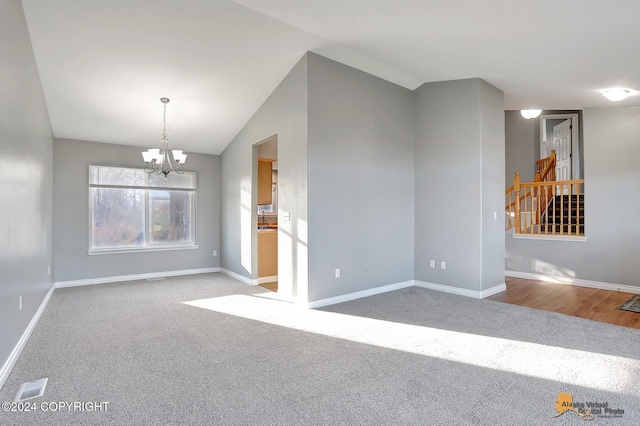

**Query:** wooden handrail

left=532, top=150, right=556, bottom=224
left=519, top=179, right=584, bottom=187
left=536, top=150, right=555, bottom=174
left=536, top=150, right=556, bottom=183
left=513, top=172, right=521, bottom=233
left=505, top=168, right=584, bottom=236
left=504, top=176, right=535, bottom=232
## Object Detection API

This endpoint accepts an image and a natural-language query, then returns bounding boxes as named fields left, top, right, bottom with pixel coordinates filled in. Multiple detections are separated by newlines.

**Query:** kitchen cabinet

left=258, top=159, right=272, bottom=205
left=258, top=230, right=278, bottom=277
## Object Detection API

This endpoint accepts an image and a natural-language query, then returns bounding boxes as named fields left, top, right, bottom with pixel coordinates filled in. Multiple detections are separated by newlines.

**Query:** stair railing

left=536, top=149, right=556, bottom=182
left=505, top=150, right=585, bottom=236
left=534, top=149, right=556, bottom=224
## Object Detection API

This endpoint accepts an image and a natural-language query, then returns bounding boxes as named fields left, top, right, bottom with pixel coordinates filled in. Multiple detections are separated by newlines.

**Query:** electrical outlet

left=212, top=250, right=218, bottom=257
left=441, top=261, right=446, bottom=270
left=19, top=296, right=22, bottom=311
left=291, top=269, right=294, bottom=278
left=48, top=265, right=51, bottom=275
left=335, top=269, right=340, bottom=278
left=429, top=260, right=435, bottom=268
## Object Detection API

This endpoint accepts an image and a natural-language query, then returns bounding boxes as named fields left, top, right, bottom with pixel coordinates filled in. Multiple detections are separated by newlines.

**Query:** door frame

left=252, top=134, right=280, bottom=290
left=539, top=113, right=580, bottom=179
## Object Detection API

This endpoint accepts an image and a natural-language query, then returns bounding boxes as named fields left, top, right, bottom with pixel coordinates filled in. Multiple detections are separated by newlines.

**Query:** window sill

left=511, top=234, right=587, bottom=242
left=87, top=244, right=199, bottom=255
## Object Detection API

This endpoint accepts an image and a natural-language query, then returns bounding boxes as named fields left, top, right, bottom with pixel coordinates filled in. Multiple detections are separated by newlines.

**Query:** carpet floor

left=1, top=273, right=638, bottom=425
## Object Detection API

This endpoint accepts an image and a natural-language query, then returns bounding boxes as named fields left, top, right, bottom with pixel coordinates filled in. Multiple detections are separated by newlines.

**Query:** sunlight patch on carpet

left=183, top=294, right=638, bottom=393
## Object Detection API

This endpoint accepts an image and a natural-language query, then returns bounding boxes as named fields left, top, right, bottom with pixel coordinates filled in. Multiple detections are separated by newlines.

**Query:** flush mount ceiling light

left=142, top=97, right=187, bottom=176
left=602, top=89, right=634, bottom=102
left=521, top=109, right=542, bottom=119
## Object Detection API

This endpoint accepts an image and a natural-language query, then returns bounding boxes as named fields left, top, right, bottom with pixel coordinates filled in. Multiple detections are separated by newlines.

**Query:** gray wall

left=220, top=54, right=308, bottom=301
left=53, top=138, right=220, bottom=282
left=505, top=111, right=536, bottom=184
left=506, top=109, right=584, bottom=184
left=0, top=0, right=54, bottom=379
left=307, top=53, right=415, bottom=302
left=222, top=56, right=508, bottom=302
left=479, top=82, right=506, bottom=290
left=505, top=107, right=640, bottom=288
left=414, top=79, right=505, bottom=292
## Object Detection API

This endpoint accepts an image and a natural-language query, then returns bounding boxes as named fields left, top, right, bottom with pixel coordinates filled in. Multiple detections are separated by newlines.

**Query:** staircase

left=505, top=150, right=585, bottom=237
left=539, top=194, right=585, bottom=235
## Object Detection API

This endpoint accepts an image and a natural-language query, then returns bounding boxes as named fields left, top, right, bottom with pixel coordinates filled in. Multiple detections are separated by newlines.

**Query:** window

left=89, top=165, right=197, bottom=253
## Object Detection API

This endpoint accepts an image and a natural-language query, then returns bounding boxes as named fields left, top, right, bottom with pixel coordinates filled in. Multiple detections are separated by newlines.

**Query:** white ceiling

left=22, top=0, right=640, bottom=155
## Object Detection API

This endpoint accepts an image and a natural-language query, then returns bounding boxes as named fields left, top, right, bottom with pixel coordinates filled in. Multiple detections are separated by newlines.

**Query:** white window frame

left=88, top=165, right=198, bottom=255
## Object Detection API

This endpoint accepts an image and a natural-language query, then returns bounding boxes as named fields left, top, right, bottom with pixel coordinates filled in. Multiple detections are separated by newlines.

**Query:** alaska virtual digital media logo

left=552, top=393, right=625, bottom=420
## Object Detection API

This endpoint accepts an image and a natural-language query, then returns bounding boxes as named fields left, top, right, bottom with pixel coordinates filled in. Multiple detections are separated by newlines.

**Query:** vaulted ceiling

left=22, top=0, right=640, bottom=155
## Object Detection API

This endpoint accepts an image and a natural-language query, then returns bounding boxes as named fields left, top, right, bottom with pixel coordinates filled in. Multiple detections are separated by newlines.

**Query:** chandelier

left=142, top=97, right=187, bottom=176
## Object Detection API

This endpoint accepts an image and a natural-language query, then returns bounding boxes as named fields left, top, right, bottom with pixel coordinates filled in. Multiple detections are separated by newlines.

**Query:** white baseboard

left=55, top=267, right=220, bottom=289
left=480, top=283, right=508, bottom=298
left=414, top=280, right=506, bottom=299
left=220, top=268, right=256, bottom=286
left=505, top=270, right=640, bottom=294
left=0, top=284, right=55, bottom=391
left=306, top=280, right=414, bottom=309
left=512, top=234, right=587, bottom=242
left=258, top=275, right=278, bottom=284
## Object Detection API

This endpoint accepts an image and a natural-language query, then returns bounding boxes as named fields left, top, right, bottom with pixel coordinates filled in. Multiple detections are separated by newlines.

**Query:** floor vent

left=15, top=378, right=48, bottom=402
left=147, top=277, right=166, bottom=281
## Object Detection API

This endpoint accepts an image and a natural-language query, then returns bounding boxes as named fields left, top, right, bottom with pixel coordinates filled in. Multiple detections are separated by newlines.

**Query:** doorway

left=255, top=136, right=278, bottom=292
left=539, top=113, right=581, bottom=180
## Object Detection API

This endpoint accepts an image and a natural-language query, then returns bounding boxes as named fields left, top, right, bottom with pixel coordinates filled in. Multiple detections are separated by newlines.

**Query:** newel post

left=514, top=172, right=521, bottom=234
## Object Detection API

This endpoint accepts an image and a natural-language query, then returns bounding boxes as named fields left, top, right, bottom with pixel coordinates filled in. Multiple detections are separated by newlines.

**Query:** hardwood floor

left=488, top=277, right=640, bottom=330
left=257, top=277, right=640, bottom=329
left=259, top=281, right=278, bottom=292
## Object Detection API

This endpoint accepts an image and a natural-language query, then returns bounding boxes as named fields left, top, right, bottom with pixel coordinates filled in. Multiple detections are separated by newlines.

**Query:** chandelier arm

left=162, top=151, right=186, bottom=175
left=143, top=161, right=157, bottom=174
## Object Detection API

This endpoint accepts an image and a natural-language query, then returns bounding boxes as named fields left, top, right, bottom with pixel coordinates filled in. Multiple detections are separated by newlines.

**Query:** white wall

left=307, top=53, right=415, bottom=302
left=505, top=107, right=640, bottom=288
left=53, top=138, right=221, bottom=282
left=0, top=0, right=54, bottom=385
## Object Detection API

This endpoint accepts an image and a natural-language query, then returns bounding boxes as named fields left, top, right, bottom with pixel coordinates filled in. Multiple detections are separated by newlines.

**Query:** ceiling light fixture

left=521, top=109, right=542, bottom=119
left=602, top=89, right=633, bottom=102
left=142, top=97, right=187, bottom=176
